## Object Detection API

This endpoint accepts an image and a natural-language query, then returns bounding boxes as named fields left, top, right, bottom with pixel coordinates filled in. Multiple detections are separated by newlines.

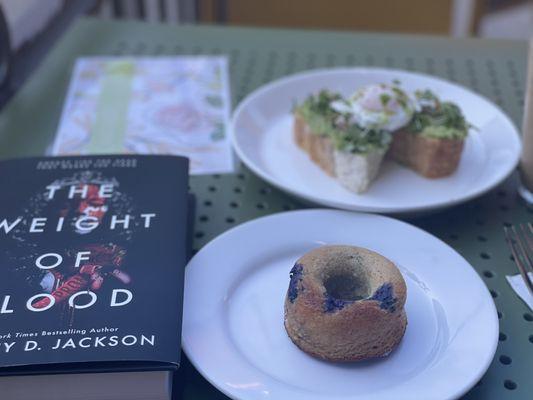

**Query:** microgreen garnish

left=380, top=93, right=391, bottom=106
left=293, top=90, right=390, bottom=153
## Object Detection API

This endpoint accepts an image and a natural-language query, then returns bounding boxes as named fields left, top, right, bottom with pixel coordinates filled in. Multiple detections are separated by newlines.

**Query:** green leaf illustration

left=205, top=95, right=223, bottom=108
left=210, top=122, right=225, bottom=141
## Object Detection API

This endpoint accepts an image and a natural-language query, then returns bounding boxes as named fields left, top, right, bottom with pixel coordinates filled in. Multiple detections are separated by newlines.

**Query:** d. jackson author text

left=0, top=334, right=155, bottom=353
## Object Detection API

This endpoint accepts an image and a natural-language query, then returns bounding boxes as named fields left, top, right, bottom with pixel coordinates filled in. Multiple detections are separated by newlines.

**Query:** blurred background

left=0, top=0, right=531, bottom=107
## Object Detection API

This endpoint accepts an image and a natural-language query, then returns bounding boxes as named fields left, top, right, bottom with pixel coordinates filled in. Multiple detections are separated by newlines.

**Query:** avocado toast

left=293, top=90, right=392, bottom=193
left=389, top=89, right=469, bottom=178
left=293, top=84, right=470, bottom=192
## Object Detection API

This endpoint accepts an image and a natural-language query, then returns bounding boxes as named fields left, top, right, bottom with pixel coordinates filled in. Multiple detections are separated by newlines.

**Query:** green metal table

left=0, top=17, right=531, bottom=400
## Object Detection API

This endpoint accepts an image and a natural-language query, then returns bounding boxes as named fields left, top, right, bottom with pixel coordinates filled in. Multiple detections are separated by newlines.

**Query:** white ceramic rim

left=182, top=209, right=499, bottom=400
left=230, top=67, right=521, bottom=213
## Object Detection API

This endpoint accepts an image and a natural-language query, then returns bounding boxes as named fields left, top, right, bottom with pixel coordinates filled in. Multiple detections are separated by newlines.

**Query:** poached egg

left=331, top=84, right=415, bottom=131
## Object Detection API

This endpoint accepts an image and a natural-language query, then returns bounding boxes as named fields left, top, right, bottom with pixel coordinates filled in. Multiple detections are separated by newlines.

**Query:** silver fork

left=504, top=223, right=533, bottom=296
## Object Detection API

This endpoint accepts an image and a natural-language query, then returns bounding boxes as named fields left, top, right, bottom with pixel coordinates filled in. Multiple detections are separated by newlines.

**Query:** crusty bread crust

left=284, top=245, right=407, bottom=362
left=389, top=129, right=464, bottom=178
left=295, top=109, right=464, bottom=180
left=294, top=113, right=336, bottom=176
left=294, top=114, right=385, bottom=193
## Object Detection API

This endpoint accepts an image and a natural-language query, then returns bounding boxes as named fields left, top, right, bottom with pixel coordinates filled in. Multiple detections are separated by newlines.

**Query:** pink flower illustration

left=154, top=103, right=212, bottom=132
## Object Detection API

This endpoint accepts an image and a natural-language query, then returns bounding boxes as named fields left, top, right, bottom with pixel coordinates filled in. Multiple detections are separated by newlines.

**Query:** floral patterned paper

left=52, top=57, right=234, bottom=175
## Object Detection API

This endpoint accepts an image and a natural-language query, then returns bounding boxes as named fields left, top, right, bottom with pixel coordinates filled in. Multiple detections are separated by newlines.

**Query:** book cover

left=0, top=155, right=189, bottom=372
left=51, top=57, right=234, bottom=175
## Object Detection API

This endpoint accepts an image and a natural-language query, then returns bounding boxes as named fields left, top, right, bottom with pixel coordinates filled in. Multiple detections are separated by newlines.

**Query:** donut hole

left=323, top=272, right=370, bottom=301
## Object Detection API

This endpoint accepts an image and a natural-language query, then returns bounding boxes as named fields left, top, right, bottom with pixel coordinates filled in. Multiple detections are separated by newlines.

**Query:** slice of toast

left=294, top=114, right=385, bottom=193
left=294, top=113, right=336, bottom=176
left=388, top=129, right=464, bottom=178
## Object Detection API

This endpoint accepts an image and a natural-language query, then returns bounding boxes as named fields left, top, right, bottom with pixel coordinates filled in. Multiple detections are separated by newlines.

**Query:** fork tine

left=527, top=223, right=533, bottom=248
left=505, top=226, right=533, bottom=296
left=515, top=225, right=533, bottom=272
left=513, top=224, right=533, bottom=270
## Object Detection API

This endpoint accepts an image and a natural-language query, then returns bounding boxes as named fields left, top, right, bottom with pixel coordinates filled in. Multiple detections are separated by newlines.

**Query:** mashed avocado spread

left=294, top=91, right=391, bottom=154
left=294, top=88, right=469, bottom=153
left=409, top=90, right=469, bottom=140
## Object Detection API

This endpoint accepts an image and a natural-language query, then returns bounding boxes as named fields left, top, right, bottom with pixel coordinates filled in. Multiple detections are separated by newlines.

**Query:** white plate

left=182, top=210, right=498, bottom=400
left=231, top=68, right=521, bottom=213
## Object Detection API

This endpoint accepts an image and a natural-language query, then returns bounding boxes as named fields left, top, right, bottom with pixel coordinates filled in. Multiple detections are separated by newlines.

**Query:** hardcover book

left=0, top=155, right=190, bottom=400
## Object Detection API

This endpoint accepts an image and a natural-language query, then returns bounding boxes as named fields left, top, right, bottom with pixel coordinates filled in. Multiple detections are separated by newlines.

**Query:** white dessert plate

left=182, top=210, right=498, bottom=400
left=231, top=67, right=521, bottom=213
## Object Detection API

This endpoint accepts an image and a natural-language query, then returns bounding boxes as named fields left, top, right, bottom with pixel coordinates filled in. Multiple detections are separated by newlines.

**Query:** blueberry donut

left=284, top=245, right=407, bottom=362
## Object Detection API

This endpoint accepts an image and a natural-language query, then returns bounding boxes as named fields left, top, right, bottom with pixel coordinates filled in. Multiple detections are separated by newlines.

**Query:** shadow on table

left=174, top=355, right=230, bottom=400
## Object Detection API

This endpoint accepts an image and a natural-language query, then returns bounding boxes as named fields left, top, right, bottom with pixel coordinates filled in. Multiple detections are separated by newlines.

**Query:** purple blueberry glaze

left=369, top=283, right=397, bottom=312
left=324, top=295, right=353, bottom=313
left=288, top=263, right=304, bottom=303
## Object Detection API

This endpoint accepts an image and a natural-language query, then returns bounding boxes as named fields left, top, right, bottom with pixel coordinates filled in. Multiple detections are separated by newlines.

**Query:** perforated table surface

left=0, top=17, right=531, bottom=400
